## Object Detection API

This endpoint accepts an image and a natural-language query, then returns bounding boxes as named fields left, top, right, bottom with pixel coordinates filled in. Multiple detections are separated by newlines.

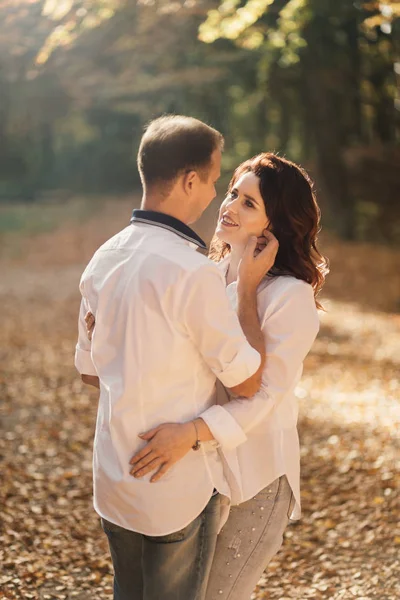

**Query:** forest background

left=0, top=0, right=400, bottom=243
left=0, top=2, right=399, bottom=599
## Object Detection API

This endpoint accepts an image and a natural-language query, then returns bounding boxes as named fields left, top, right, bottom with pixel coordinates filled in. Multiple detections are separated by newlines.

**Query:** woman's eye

left=245, top=200, right=254, bottom=208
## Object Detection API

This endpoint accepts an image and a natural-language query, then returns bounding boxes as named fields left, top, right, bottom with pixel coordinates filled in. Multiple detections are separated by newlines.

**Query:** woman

left=201, top=153, right=327, bottom=599
left=86, top=153, right=328, bottom=599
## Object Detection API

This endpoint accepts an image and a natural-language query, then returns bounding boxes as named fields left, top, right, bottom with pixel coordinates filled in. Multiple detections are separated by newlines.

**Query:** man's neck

left=141, top=195, right=189, bottom=225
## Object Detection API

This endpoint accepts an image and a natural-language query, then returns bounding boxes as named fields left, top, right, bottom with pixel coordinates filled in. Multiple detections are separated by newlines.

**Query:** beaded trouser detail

left=206, top=475, right=294, bottom=600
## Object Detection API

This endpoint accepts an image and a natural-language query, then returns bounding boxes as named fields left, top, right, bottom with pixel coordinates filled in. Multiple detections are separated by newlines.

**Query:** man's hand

left=237, top=229, right=279, bottom=293
left=85, top=312, right=95, bottom=340
left=129, top=422, right=197, bottom=482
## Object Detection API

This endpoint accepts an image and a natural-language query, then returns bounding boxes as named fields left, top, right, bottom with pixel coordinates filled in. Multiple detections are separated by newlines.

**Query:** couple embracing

left=75, top=115, right=327, bottom=599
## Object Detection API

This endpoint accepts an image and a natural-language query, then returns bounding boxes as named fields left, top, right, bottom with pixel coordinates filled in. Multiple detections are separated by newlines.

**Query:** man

left=75, top=115, right=278, bottom=600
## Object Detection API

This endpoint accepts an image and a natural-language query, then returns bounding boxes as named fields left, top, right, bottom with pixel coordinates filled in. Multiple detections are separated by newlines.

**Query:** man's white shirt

left=75, top=211, right=261, bottom=535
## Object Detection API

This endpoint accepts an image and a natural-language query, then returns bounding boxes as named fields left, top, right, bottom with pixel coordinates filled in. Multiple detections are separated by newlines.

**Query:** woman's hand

left=84, top=311, right=95, bottom=340
left=129, top=422, right=197, bottom=482
left=254, top=231, right=272, bottom=256
left=238, top=229, right=278, bottom=292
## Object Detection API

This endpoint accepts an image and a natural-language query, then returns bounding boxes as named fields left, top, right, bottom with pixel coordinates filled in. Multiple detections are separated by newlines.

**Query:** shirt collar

left=130, top=209, right=207, bottom=250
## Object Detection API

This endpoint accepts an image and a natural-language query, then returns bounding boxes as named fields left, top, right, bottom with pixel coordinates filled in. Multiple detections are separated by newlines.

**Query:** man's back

left=77, top=219, right=233, bottom=535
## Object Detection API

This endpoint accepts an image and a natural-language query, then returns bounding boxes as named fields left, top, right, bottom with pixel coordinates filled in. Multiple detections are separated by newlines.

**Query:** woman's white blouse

left=200, top=260, right=320, bottom=519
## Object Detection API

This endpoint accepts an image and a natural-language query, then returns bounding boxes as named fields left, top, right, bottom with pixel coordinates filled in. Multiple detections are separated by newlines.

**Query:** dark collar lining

left=130, top=209, right=207, bottom=250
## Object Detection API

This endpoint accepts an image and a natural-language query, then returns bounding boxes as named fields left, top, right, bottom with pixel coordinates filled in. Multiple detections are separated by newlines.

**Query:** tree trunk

left=301, top=44, right=356, bottom=239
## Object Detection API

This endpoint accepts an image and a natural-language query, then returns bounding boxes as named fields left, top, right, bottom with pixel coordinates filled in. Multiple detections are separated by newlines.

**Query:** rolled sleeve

left=74, top=297, right=97, bottom=376
left=200, top=404, right=248, bottom=451
left=183, top=264, right=261, bottom=387
left=200, top=280, right=320, bottom=451
left=75, top=345, right=97, bottom=376
left=216, top=342, right=261, bottom=388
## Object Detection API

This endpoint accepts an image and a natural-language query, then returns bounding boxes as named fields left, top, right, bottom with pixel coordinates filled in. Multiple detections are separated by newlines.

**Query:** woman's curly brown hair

left=209, top=153, right=329, bottom=308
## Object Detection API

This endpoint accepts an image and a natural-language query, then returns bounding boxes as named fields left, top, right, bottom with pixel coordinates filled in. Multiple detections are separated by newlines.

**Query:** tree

left=1, top=0, right=399, bottom=242
left=198, top=0, right=400, bottom=240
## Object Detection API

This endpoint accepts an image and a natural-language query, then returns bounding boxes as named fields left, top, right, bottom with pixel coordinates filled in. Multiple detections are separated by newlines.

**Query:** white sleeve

left=74, top=295, right=97, bottom=376
left=200, top=281, right=320, bottom=450
left=183, top=264, right=261, bottom=389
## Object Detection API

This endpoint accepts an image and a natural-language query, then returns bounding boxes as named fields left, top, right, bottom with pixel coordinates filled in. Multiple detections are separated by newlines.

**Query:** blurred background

left=1, top=2, right=399, bottom=599
left=0, top=0, right=399, bottom=243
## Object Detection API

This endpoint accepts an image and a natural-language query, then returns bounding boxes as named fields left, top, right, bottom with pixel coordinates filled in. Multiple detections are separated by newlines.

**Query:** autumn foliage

left=0, top=199, right=399, bottom=599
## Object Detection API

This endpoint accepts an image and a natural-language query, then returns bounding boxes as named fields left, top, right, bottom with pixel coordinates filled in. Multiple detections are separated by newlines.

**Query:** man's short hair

left=137, top=115, right=224, bottom=189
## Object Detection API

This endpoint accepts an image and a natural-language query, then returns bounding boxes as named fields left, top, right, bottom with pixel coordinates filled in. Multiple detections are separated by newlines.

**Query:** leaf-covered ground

left=1, top=200, right=399, bottom=599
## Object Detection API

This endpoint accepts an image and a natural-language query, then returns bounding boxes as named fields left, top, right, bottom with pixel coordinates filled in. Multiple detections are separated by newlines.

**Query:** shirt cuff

left=75, top=345, right=97, bottom=376
left=217, top=343, right=261, bottom=388
left=200, top=405, right=247, bottom=451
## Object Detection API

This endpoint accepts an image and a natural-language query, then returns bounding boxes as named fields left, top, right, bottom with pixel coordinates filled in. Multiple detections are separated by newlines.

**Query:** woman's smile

left=220, top=213, right=238, bottom=227
left=216, top=171, right=269, bottom=245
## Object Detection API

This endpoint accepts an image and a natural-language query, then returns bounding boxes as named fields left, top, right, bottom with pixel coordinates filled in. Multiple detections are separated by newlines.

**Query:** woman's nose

left=226, top=197, right=239, bottom=212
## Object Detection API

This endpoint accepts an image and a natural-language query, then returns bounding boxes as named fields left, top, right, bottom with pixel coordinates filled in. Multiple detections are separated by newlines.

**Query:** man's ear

left=182, top=170, right=198, bottom=195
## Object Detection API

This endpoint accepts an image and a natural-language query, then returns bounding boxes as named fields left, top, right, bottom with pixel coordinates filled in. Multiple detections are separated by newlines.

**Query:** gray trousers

left=206, top=475, right=294, bottom=600
left=101, top=492, right=221, bottom=600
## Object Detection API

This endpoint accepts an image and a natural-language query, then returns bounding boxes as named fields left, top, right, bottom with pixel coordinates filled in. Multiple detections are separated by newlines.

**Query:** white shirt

left=200, top=258, right=320, bottom=519
left=75, top=210, right=261, bottom=536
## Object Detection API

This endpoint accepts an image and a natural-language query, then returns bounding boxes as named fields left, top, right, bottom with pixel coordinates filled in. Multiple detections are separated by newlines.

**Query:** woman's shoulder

left=259, top=274, right=312, bottom=297
left=258, top=274, right=317, bottom=320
